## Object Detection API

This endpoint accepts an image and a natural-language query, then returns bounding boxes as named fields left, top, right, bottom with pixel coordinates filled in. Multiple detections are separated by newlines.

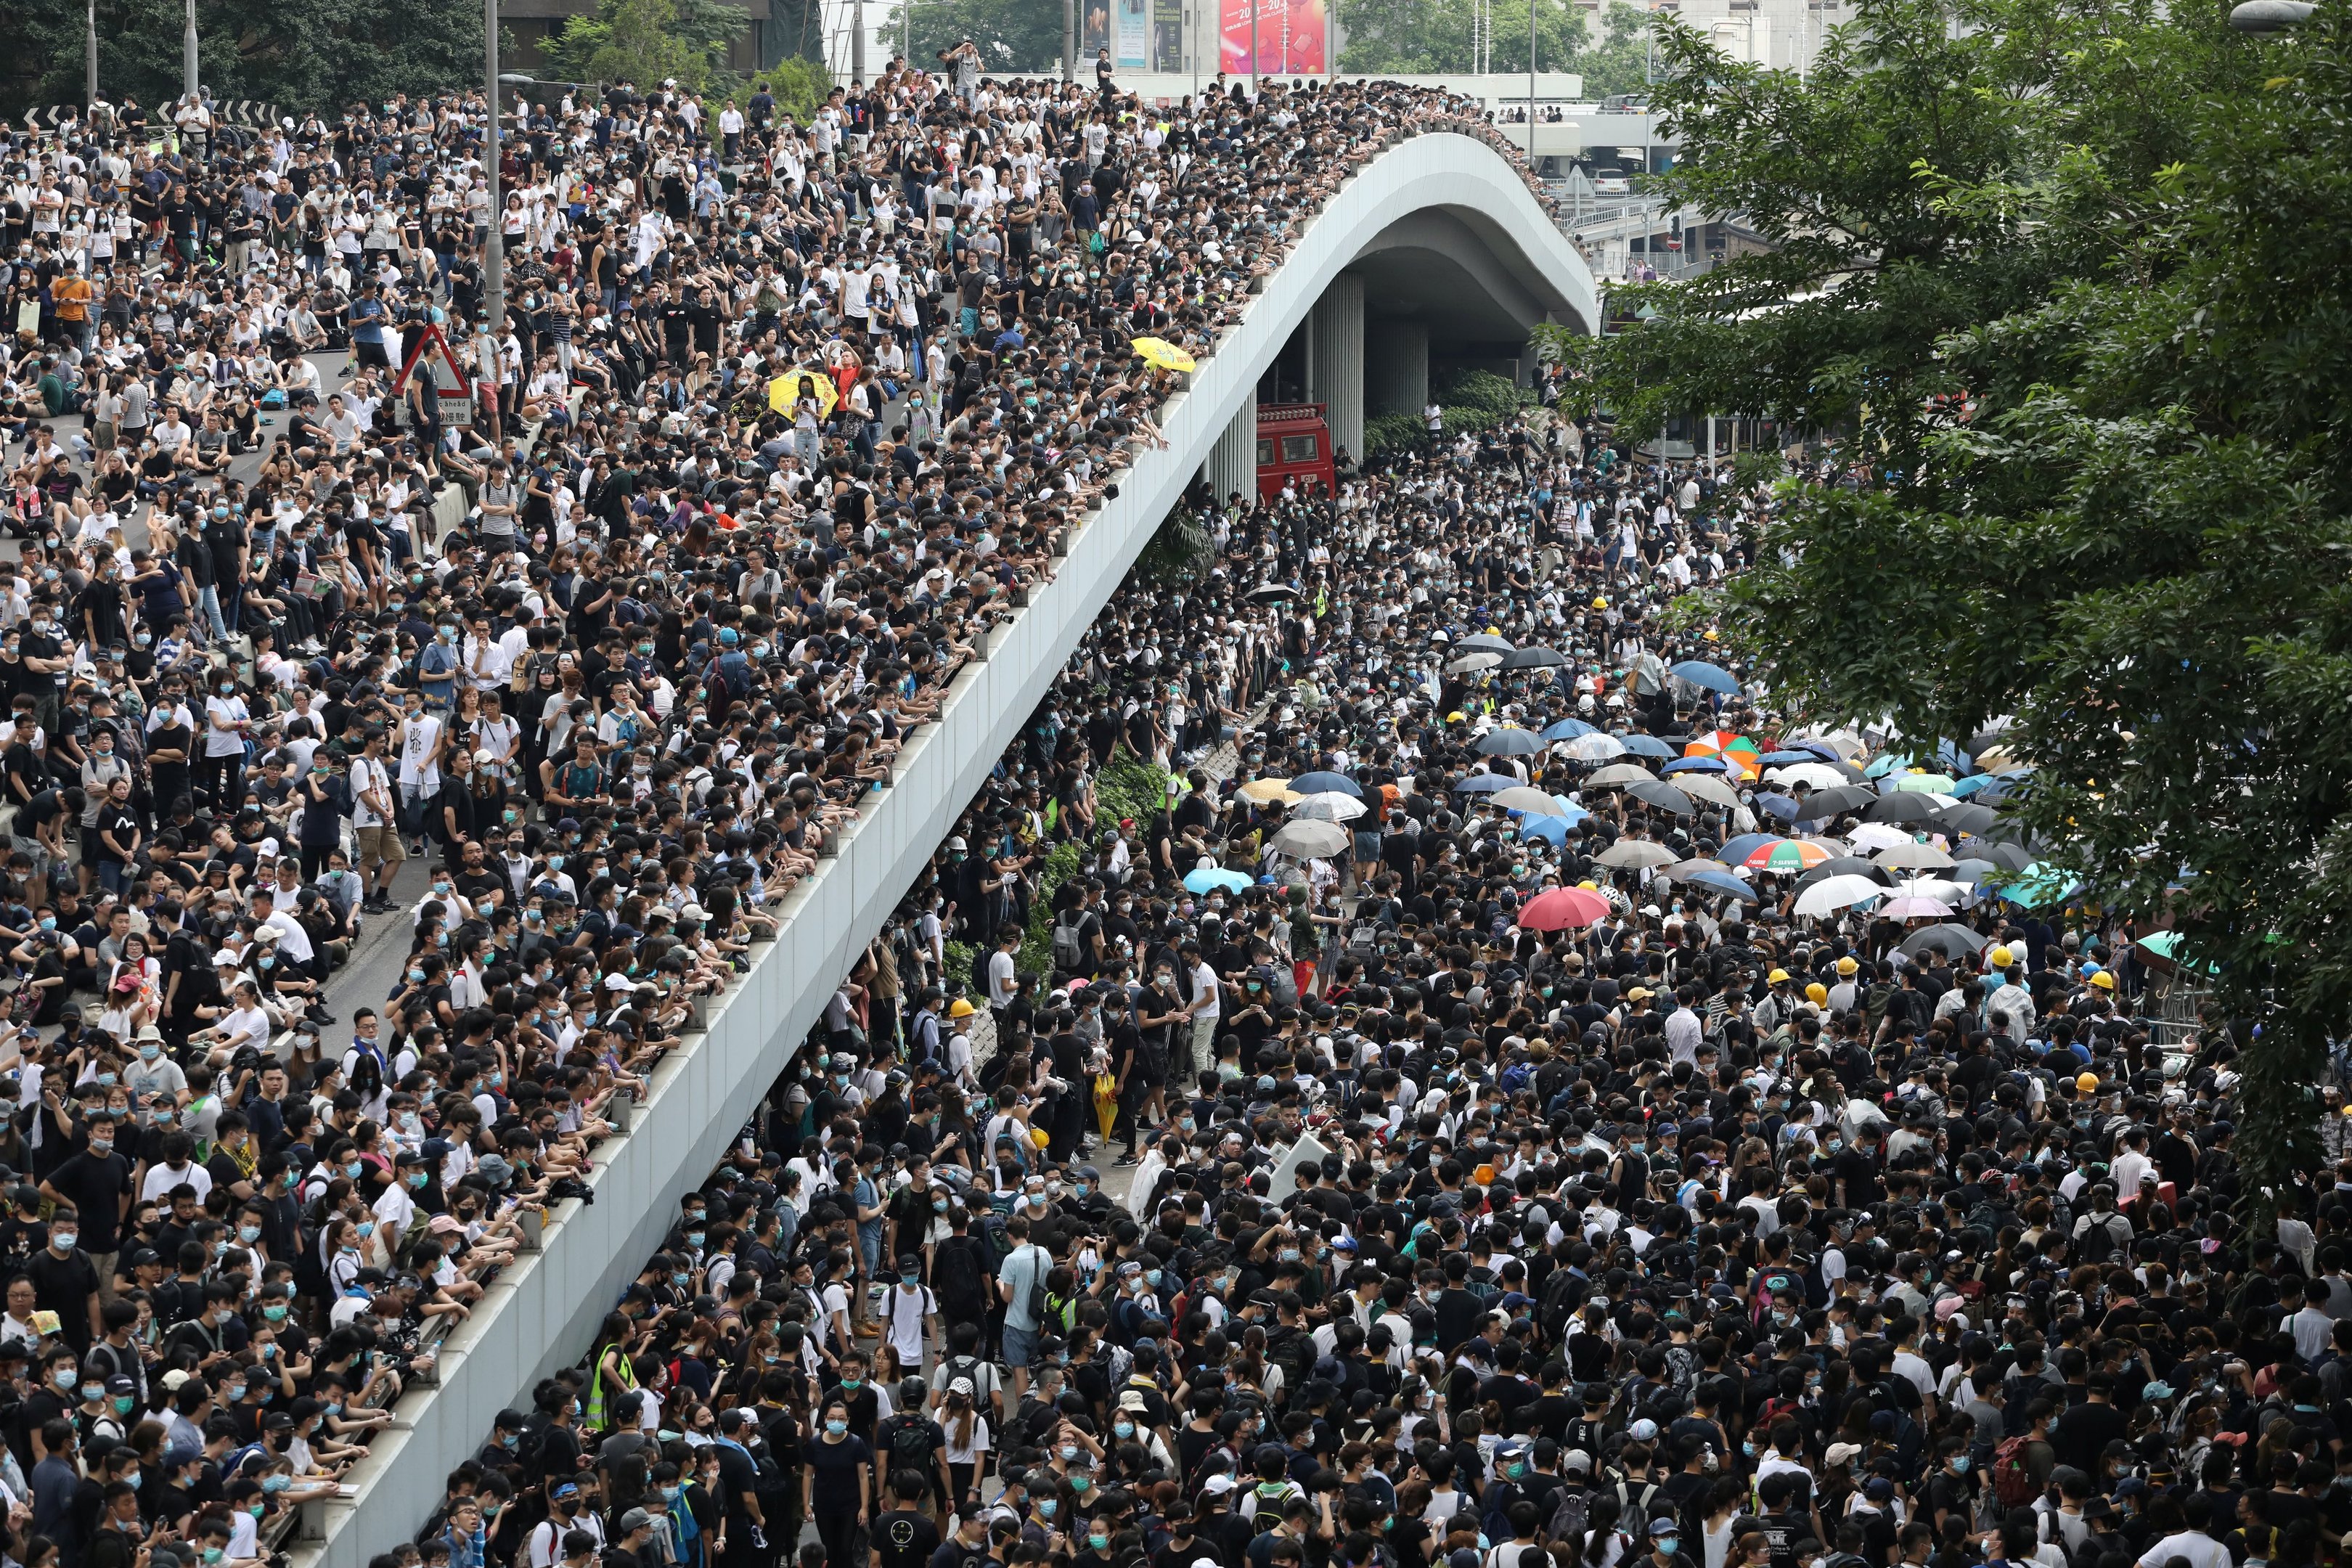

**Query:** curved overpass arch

left=289, top=129, right=1593, bottom=1568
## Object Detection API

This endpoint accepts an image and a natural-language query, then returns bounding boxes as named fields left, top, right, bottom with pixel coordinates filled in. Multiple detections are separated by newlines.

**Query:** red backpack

left=1990, top=1434, right=2038, bottom=1508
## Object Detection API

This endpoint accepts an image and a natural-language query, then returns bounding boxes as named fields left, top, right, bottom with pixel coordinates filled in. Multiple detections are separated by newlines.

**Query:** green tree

left=4, top=0, right=476, bottom=115
left=758, top=54, right=832, bottom=119
left=1540, top=0, right=2261, bottom=482
left=887, top=0, right=1065, bottom=75
left=1575, top=1, right=1654, bottom=100
left=1548, top=0, right=2351, bottom=1225
left=1335, top=0, right=1586, bottom=75
left=542, top=0, right=746, bottom=93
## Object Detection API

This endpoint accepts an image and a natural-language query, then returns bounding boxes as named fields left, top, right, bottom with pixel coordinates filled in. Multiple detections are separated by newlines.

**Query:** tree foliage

left=1573, top=1, right=1654, bottom=100
left=1335, top=0, right=1588, bottom=75
left=542, top=0, right=749, bottom=94
left=888, top=0, right=1066, bottom=76
left=1547, top=0, right=2352, bottom=1222
left=4, top=0, right=476, bottom=115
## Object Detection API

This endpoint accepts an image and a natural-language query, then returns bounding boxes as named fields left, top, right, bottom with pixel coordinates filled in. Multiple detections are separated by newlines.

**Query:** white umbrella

left=1445, top=651, right=1504, bottom=674
left=1271, top=820, right=1352, bottom=859
left=1676, top=773, right=1742, bottom=809
left=1764, top=762, right=1852, bottom=791
left=1876, top=840, right=1957, bottom=870
left=1794, top=874, right=1886, bottom=918
left=1594, top=839, right=1678, bottom=870
left=1845, top=822, right=1914, bottom=852
left=1890, top=877, right=1969, bottom=905
left=1291, top=791, right=1367, bottom=823
left=1492, top=785, right=1569, bottom=815
left=1559, top=733, right=1628, bottom=761
left=1585, top=762, right=1655, bottom=788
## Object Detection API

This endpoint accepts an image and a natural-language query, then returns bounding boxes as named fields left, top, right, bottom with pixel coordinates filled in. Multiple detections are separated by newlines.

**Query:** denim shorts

left=1000, top=1323, right=1038, bottom=1371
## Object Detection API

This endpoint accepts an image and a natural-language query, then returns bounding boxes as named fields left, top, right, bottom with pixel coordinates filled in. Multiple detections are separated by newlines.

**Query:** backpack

left=2071, top=1212, right=2129, bottom=1265
left=976, top=1212, right=1015, bottom=1267
left=1545, top=1487, right=1589, bottom=1544
left=1052, top=907, right=1085, bottom=973
left=932, top=1235, right=986, bottom=1309
left=1990, top=1434, right=2038, bottom=1509
left=880, top=1413, right=936, bottom=1480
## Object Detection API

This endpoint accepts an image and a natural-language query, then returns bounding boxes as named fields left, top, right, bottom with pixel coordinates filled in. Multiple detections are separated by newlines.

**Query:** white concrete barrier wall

left=293, top=131, right=1596, bottom=1568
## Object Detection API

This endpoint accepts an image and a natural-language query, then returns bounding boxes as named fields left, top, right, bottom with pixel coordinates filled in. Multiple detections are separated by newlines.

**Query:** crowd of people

left=0, top=49, right=1585, bottom=1568
left=417, top=377, right=2352, bottom=1568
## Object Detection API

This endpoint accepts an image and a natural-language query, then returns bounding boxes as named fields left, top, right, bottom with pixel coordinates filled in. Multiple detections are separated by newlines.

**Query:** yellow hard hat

left=948, top=998, right=976, bottom=1018
left=1836, top=956, right=1858, bottom=976
left=2075, top=1072, right=2100, bottom=1095
left=1591, top=597, right=1609, bottom=610
left=1988, top=945, right=2014, bottom=968
left=1031, top=1127, right=1052, bottom=1149
left=1768, top=968, right=1791, bottom=985
left=2088, top=970, right=2115, bottom=991
left=1447, top=711, right=1466, bottom=723
left=1577, top=880, right=1598, bottom=891
left=1805, top=982, right=1828, bottom=1005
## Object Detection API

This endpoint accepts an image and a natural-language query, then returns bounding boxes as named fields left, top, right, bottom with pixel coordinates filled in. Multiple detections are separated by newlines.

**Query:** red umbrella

left=1517, top=886, right=1612, bottom=931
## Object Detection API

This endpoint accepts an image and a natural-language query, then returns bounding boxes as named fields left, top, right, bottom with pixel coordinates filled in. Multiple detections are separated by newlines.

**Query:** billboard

left=1152, top=0, right=1183, bottom=70
left=1118, top=0, right=1150, bottom=68
left=1220, top=0, right=1326, bottom=73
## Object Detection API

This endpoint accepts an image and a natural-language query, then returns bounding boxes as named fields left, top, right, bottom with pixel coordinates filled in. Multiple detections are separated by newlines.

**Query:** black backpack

left=879, top=1413, right=935, bottom=1480
left=932, top=1234, right=986, bottom=1309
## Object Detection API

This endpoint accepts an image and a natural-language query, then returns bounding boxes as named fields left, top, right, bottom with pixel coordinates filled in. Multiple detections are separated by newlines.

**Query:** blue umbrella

left=1688, top=870, right=1760, bottom=902
left=1288, top=771, right=1360, bottom=796
left=1753, top=792, right=1800, bottom=822
left=1517, top=814, right=1574, bottom=845
left=1720, top=833, right=1785, bottom=865
left=1455, top=773, right=1517, bottom=793
left=1669, top=660, right=1741, bottom=695
left=1542, top=717, right=1598, bottom=742
left=1183, top=867, right=1254, bottom=895
left=1615, top=733, right=1676, bottom=759
left=1754, top=751, right=1822, bottom=767
left=1663, top=756, right=1732, bottom=774
left=1864, top=752, right=1912, bottom=780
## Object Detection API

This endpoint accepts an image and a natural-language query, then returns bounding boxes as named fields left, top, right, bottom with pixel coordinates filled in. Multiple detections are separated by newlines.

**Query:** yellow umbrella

left=1130, top=336, right=1197, bottom=374
left=1093, top=1072, right=1119, bottom=1142
left=768, top=368, right=838, bottom=417
left=1238, top=777, right=1303, bottom=804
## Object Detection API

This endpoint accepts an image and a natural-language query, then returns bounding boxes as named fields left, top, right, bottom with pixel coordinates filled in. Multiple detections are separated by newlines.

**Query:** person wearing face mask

left=805, top=1396, right=872, bottom=1568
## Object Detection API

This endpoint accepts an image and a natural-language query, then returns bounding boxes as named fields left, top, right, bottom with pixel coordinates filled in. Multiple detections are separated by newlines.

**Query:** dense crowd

left=435, top=396, right=2348, bottom=1568
left=0, top=55, right=1578, bottom=1568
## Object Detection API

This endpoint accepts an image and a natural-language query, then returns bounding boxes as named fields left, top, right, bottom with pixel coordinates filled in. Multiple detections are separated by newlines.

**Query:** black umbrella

left=1794, top=856, right=1892, bottom=890
left=1900, top=923, right=1988, bottom=958
left=1956, top=838, right=2033, bottom=871
left=1246, top=583, right=1297, bottom=603
left=1625, top=778, right=1695, bottom=814
left=1934, top=801, right=1999, bottom=836
left=1502, top=645, right=1567, bottom=670
left=1793, top=785, right=1877, bottom=822
left=1864, top=792, right=1943, bottom=825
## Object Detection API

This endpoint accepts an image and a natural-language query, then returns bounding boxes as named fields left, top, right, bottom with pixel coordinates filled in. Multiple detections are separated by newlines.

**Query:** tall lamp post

left=1064, top=0, right=1077, bottom=80
left=481, top=0, right=507, bottom=405
left=183, top=0, right=198, bottom=99
left=1527, top=0, right=1538, bottom=161
left=86, top=0, right=99, bottom=105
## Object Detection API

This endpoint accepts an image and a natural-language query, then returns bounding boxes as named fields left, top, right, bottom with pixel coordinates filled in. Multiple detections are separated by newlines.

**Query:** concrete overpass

left=287, top=128, right=1596, bottom=1568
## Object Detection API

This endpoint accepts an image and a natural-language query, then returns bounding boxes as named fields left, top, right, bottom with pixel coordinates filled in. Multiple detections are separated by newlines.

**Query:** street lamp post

left=482, top=0, right=505, bottom=404
left=86, top=0, right=98, bottom=105
left=183, top=0, right=198, bottom=100
left=1528, top=0, right=1538, bottom=161
left=1064, top=0, right=1076, bottom=81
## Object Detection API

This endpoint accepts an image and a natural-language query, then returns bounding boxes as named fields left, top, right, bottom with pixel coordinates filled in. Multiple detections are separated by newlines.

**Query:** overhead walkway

left=290, top=126, right=1600, bottom=1568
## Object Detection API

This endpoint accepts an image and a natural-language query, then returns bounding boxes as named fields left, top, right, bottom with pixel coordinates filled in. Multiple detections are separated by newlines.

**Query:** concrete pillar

left=1367, top=318, right=1429, bottom=416
left=1204, top=389, right=1259, bottom=502
left=1307, top=274, right=1365, bottom=460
